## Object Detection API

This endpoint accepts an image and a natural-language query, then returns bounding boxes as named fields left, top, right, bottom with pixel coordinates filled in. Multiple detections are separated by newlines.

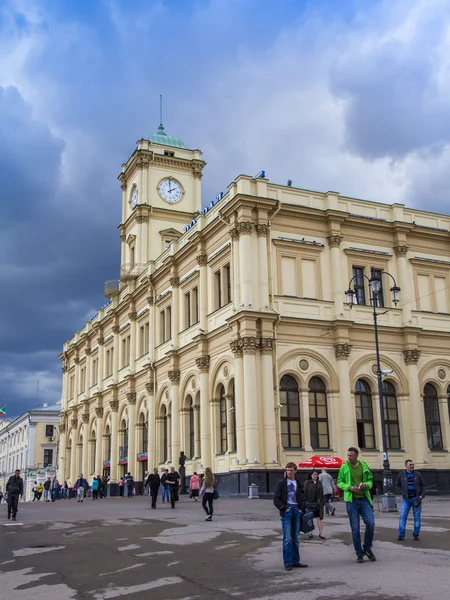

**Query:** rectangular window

left=225, top=264, right=231, bottom=304
left=185, top=292, right=191, bottom=329
left=160, top=311, right=166, bottom=344
left=45, top=425, right=54, bottom=438
left=43, top=449, right=53, bottom=468
left=215, top=270, right=222, bottom=309
left=105, top=348, right=114, bottom=377
left=167, top=306, right=172, bottom=340
left=139, top=323, right=150, bottom=356
left=80, top=367, right=86, bottom=393
left=352, top=267, right=366, bottom=305
left=69, top=375, right=75, bottom=400
left=193, top=287, right=199, bottom=324
left=121, top=335, right=130, bottom=367
left=92, top=358, right=98, bottom=386
left=371, top=269, right=384, bottom=308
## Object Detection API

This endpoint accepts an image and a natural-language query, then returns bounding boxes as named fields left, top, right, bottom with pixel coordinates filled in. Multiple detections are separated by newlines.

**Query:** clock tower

left=118, top=119, right=205, bottom=276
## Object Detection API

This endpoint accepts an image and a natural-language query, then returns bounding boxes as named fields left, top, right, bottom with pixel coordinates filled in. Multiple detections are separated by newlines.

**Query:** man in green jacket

left=337, top=447, right=376, bottom=563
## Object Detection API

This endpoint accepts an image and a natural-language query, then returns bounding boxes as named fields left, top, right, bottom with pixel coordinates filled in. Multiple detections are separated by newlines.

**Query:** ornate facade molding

left=403, top=349, right=421, bottom=365
left=229, top=226, right=240, bottom=241
left=260, top=337, right=276, bottom=354
left=334, top=343, right=352, bottom=360
left=121, top=183, right=127, bottom=192
left=145, top=381, right=155, bottom=394
left=112, top=326, right=120, bottom=335
left=136, top=215, right=149, bottom=224
left=128, top=312, right=137, bottom=322
left=230, top=339, right=243, bottom=358
left=95, top=407, right=104, bottom=418
left=255, top=224, right=269, bottom=237
left=168, top=370, right=181, bottom=383
left=196, top=253, right=208, bottom=267
left=169, top=276, right=180, bottom=288
left=59, top=423, right=66, bottom=433
left=241, top=336, right=259, bottom=355
left=109, top=399, right=119, bottom=412
left=195, top=355, right=210, bottom=373
left=146, top=294, right=154, bottom=305
left=71, top=418, right=78, bottom=428
left=327, top=234, right=343, bottom=248
left=237, top=221, right=253, bottom=236
left=126, top=392, right=137, bottom=404
left=394, top=245, right=409, bottom=258
left=82, top=413, right=89, bottom=424
left=85, top=347, right=91, bottom=356
left=98, top=337, right=105, bottom=346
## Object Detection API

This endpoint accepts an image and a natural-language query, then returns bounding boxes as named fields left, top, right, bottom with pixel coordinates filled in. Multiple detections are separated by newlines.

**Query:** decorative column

left=193, top=403, right=201, bottom=458
left=242, top=337, right=260, bottom=464
left=334, top=343, right=356, bottom=455
left=70, top=418, right=78, bottom=483
left=127, top=392, right=137, bottom=478
left=61, top=364, right=69, bottom=407
left=256, top=225, right=269, bottom=309
left=438, top=393, right=450, bottom=451
left=167, top=411, right=172, bottom=463
left=193, top=163, right=203, bottom=206
left=299, top=387, right=312, bottom=451
left=155, top=417, right=163, bottom=464
left=225, top=394, right=236, bottom=454
left=197, top=254, right=208, bottom=331
left=403, top=350, right=428, bottom=460
left=196, top=355, right=211, bottom=467
left=394, top=245, right=412, bottom=324
left=82, top=413, right=90, bottom=476
left=137, top=215, right=149, bottom=265
left=57, top=423, right=66, bottom=482
left=230, top=340, right=245, bottom=461
left=229, top=228, right=241, bottom=308
left=95, top=407, right=104, bottom=475
left=168, top=370, right=180, bottom=464
left=145, top=381, right=155, bottom=469
left=129, top=311, right=137, bottom=373
left=74, top=356, right=80, bottom=405
left=97, top=335, right=105, bottom=392
left=237, top=222, right=253, bottom=305
left=109, top=398, right=119, bottom=484
left=327, top=234, right=344, bottom=318
left=170, top=276, right=180, bottom=349
left=260, top=338, right=278, bottom=464
left=119, top=224, right=126, bottom=264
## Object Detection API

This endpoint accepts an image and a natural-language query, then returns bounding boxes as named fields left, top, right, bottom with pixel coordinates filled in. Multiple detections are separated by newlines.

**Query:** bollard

left=248, top=483, right=259, bottom=499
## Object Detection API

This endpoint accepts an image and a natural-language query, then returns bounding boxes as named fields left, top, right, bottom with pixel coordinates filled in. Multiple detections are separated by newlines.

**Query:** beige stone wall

left=59, top=146, right=450, bottom=484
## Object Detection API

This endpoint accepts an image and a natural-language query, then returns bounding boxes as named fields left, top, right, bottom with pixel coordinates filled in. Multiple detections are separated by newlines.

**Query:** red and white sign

left=298, top=456, right=344, bottom=469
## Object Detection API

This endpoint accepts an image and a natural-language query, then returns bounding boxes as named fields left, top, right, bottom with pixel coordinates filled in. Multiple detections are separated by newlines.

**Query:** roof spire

left=157, top=94, right=166, bottom=135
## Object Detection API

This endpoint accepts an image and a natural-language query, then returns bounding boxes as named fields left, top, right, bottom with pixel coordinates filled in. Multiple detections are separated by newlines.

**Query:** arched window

left=104, top=426, right=111, bottom=461
left=91, top=431, right=96, bottom=474
left=219, top=384, right=227, bottom=453
left=140, top=414, right=148, bottom=454
left=383, top=381, right=401, bottom=450
left=308, top=377, right=329, bottom=449
left=447, top=384, right=450, bottom=422
left=424, top=384, right=443, bottom=450
left=280, top=375, right=301, bottom=448
left=355, top=379, right=375, bottom=449
left=162, top=406, right=168, bottom=463
left=230, top=380, right=237, bottom=452
left=189, top=398, right=195, bottom=459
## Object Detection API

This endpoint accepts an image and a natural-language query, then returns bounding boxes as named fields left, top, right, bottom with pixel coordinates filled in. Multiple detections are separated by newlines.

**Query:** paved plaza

left=1, top=494, right=449, bottom=600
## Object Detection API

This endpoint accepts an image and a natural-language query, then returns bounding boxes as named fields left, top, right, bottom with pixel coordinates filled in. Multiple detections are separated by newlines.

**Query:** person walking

left=337, top=447, right=375, bottom=563
left=6, top=469, right=24, bottom=521
left=125, top=472, right=134, bottom=498
left=304, top=470, right=325, bottom=539
left=145, top=468, right=161, bottom=509
left=200, top=467, right=216, bottom=521
left=91, top=476, right=100, bottom=500
left=118, top=477, right=125, bottom=497
left=50, top=477, right=59, bottom=502
left=160, top=469, right=170, bottom=503
left=75, top=474, right=88, bottom=503
left=36, top=482, right=43, bottom=500
left=273, top=462, right=307, bottom=570
left=32, top=481, right=39, bottom=501
left=319, top=467, right=336, bottom=516
left=166, top=467, right=180, bottom=509
left=43, top=477, right=51, bottom=502
left=395, top=459, right=425, bottom=541
left=189, top=472, right=201, bottom=501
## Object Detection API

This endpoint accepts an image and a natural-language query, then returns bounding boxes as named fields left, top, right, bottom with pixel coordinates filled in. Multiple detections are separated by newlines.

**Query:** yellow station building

left=58, top=122, right=450, bottom=494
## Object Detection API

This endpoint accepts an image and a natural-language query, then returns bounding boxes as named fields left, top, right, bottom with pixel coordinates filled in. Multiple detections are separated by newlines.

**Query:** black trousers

left=150, top=488, right=159, bottom=508
left=169, top=486, right=178, bottom=507
left=7, top=494, right=19, bottom=517
left=202, top=493, right=214, bottom=516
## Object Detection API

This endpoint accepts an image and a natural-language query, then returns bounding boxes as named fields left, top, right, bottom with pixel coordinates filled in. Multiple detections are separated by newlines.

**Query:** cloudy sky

left=2, top=0, right=450, bottom=418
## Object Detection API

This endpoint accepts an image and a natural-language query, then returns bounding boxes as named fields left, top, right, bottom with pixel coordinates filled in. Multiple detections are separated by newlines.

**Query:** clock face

left=158, top=178, right=183, bottom=204
left=131, top=186, right=138, bottom=208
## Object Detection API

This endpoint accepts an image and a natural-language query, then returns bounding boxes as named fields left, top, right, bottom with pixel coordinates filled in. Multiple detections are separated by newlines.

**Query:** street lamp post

left=345, top=267, right=401, bottom=512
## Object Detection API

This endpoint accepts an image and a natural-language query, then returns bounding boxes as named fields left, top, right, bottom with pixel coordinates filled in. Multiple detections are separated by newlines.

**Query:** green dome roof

left=150, top=124, right=186, bottom=149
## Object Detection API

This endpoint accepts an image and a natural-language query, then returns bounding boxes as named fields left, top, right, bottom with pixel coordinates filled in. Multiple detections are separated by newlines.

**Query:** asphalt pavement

left=1, top=493, right=449, bottom=600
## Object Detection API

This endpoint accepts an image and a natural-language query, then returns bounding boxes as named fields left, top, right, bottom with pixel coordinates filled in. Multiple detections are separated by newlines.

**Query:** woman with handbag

left=304, top=470, right=325, bottom=539
left=200, top=467, right=215, bottom=521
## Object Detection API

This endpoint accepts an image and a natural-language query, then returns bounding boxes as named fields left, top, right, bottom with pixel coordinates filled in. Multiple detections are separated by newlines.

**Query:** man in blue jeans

left=273, top=462, right=308, bottom=571
left=395, top=459, right=425, bottom=541
left=337, top=447, right=375, bottom=563
left=160, top=469, right=170, bottom=503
